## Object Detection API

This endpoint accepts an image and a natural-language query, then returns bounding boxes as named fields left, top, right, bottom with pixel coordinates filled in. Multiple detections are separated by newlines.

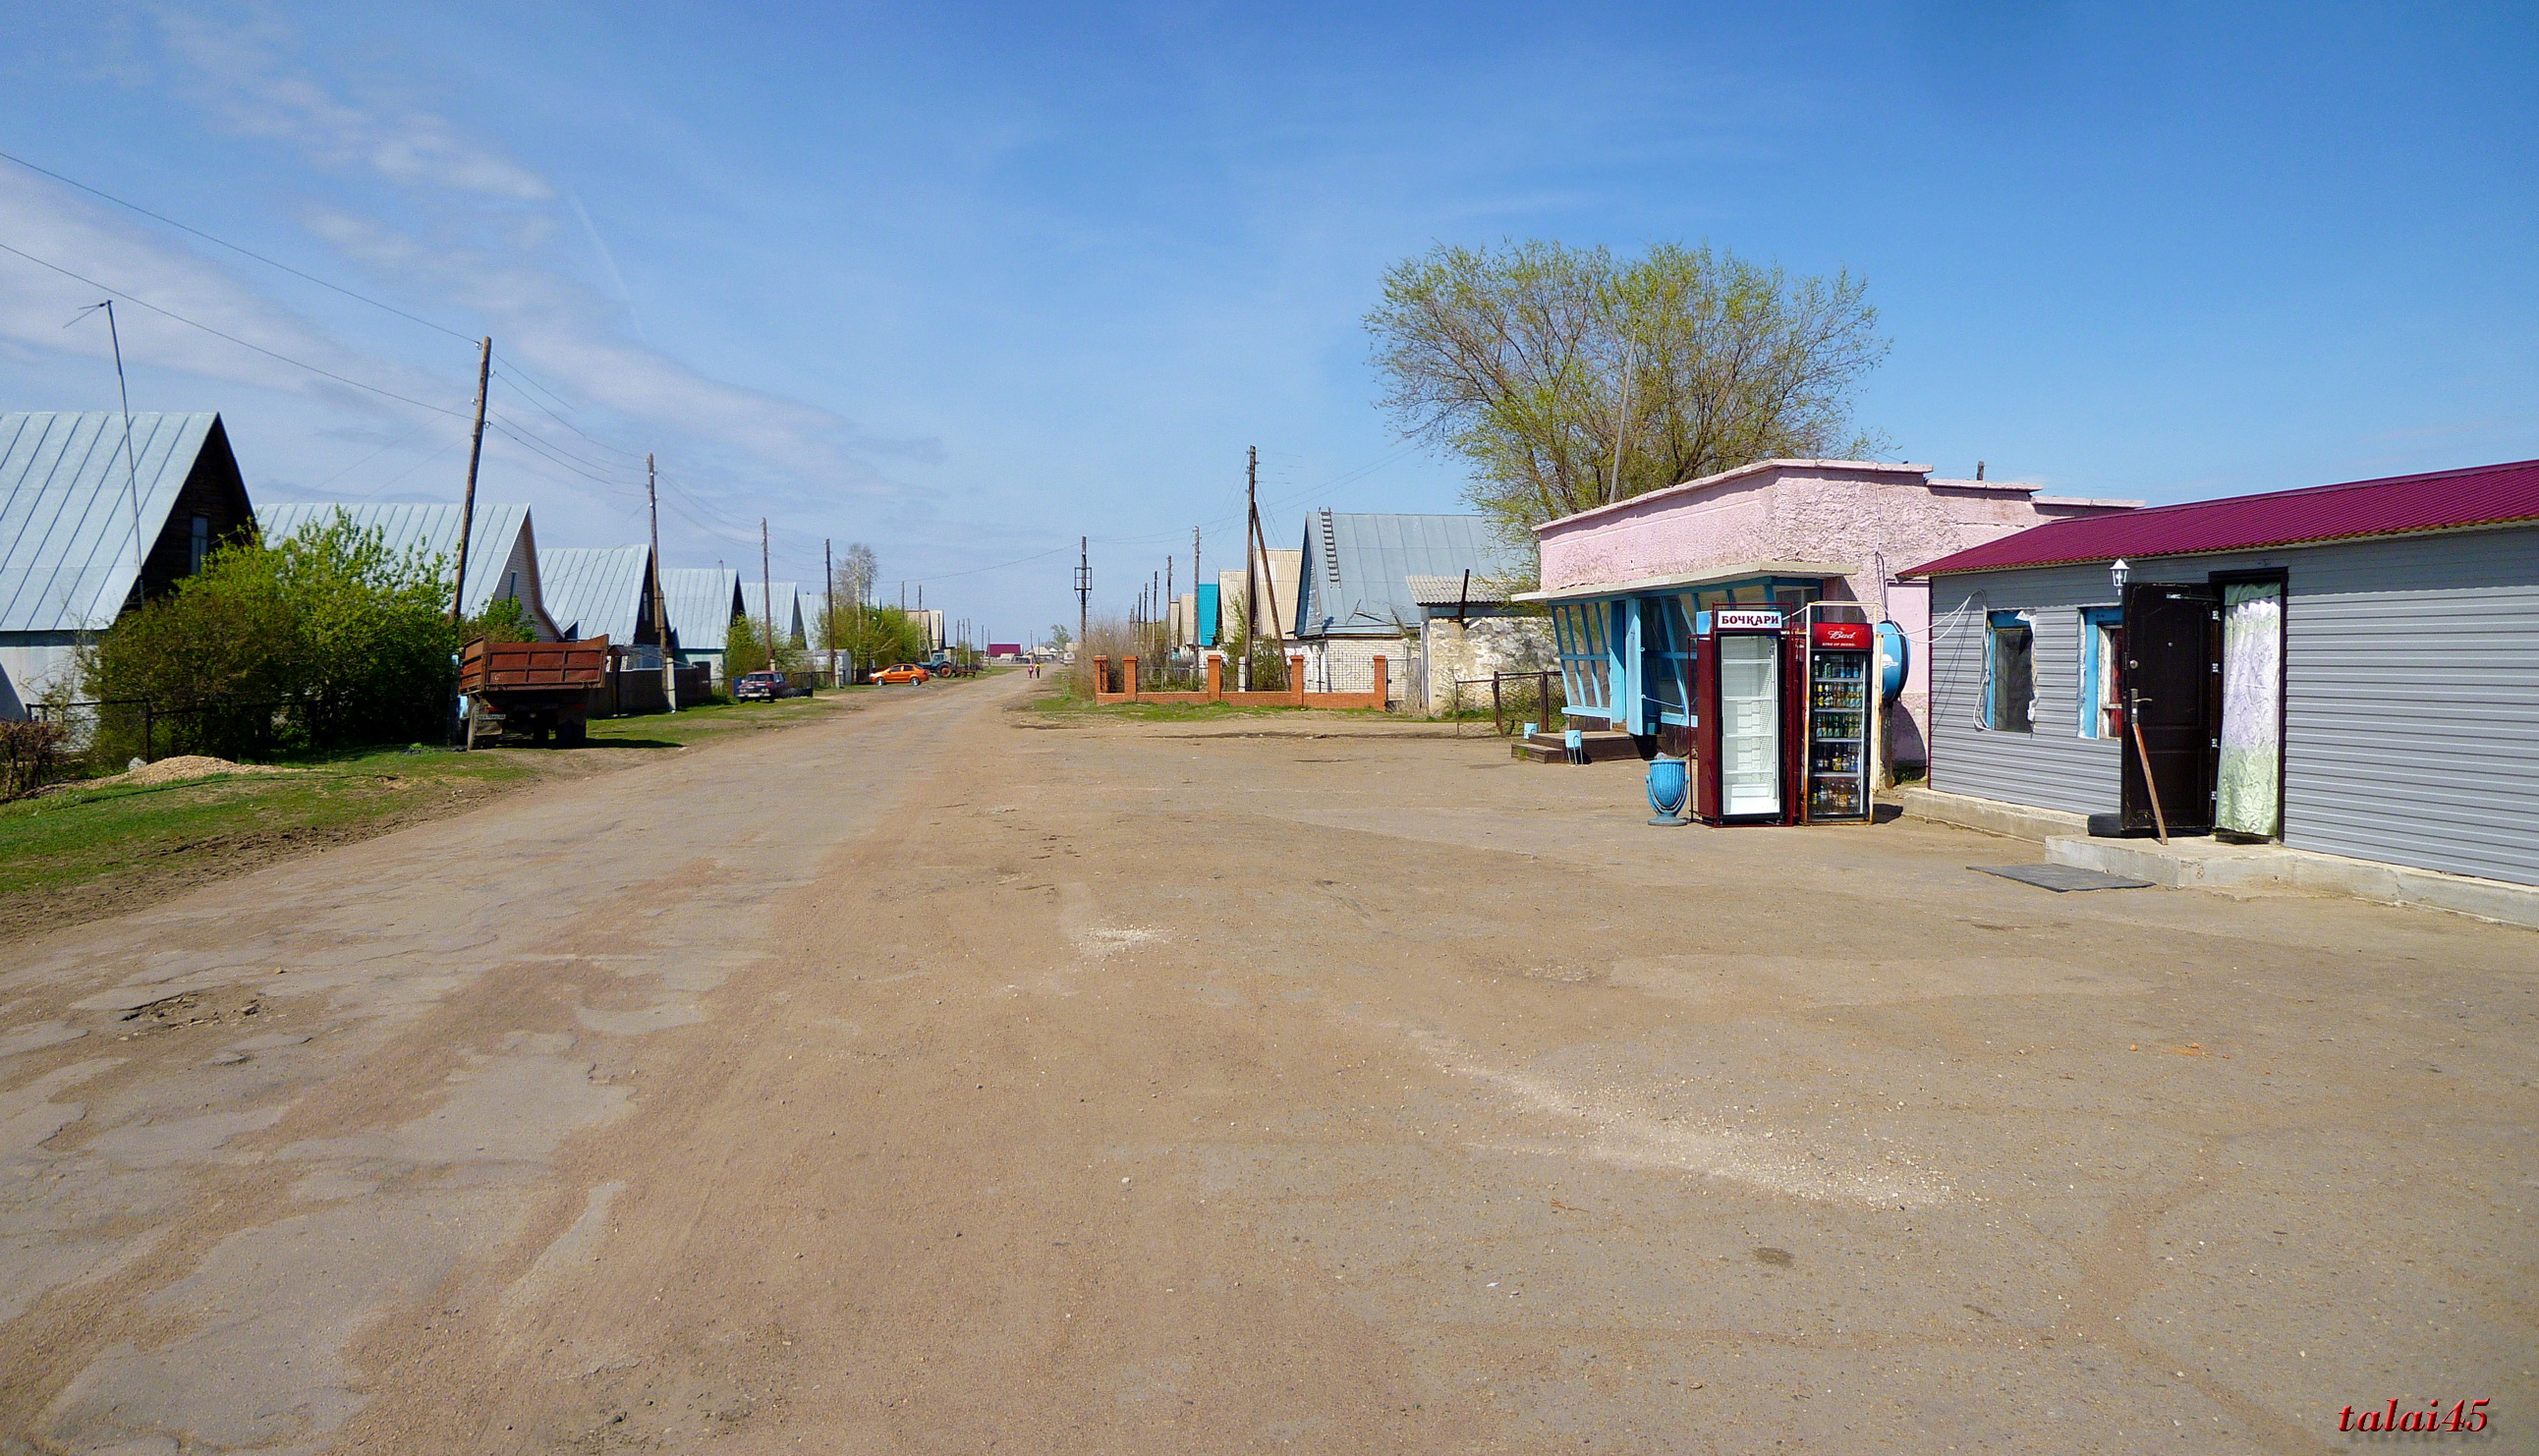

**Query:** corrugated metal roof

left=539, top=545, right=653, bottom=644
left=659, top=567, right=742, bottom=652
left=741, top=580, right=802, bottom=644
left=797, top=591, right=832, bottom=647
left=1404, top=573, right=1514, bottom=606
left=1908, top=458, right=2539, bottom=576
left=1294, top=512, right=1529, bottom=637
left=257, top=500, right=544, bottom=626
left=1, top=412, right=224, bottom=633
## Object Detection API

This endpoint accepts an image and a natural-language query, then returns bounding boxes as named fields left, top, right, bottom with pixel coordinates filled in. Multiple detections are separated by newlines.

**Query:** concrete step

left=1517, top=730, right=1650, bottom=764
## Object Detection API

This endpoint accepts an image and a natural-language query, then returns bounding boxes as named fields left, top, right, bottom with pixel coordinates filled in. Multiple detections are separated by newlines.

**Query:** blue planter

left=1646, top=755, right=1690, bottom=824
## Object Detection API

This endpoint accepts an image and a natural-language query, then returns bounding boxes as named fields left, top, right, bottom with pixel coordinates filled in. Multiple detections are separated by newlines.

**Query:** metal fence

left=1446, top=671, right=1564, bottom=738
left=1137, top=659, right=1207, bottom=692
left=30, top=696, right=317, bottom=764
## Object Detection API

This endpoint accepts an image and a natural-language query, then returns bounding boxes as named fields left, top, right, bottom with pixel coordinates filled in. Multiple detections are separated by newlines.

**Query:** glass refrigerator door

left=1719, top=635, right=1780, bottom=816
left=1809, top=650, right=1868, bottom=819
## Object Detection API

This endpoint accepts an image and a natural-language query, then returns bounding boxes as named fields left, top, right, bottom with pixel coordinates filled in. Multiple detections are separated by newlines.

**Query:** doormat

left=1971, top=864, right=2155, bottom=892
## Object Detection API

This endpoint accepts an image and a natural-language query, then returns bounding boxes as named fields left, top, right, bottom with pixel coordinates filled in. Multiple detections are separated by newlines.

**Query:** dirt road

left=2, top=671, right=2530, bottom=1454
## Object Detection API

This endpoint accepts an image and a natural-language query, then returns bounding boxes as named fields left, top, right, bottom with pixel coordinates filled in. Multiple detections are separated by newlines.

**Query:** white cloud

left=138, top=10, right=938, bottom=505
left=0, top=165, right=464, bottom=423
left=157, top=10, right=555, bottom=201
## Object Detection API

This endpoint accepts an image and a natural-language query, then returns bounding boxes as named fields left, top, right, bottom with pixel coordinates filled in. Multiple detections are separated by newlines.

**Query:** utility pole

left=451, top=335, right=491, bottom=622
left=1164, top=554, right=1173, bottom=653
left=1192, top=527, right=1201, bottom=650
left=1243, top=445, right=1258, bottom=690
left=824, top=538, right=837, bottom=686
left=1073, top=536, right=1090, bottom=652
left=648, top=454, right=676, bottom=712
left=761, top=518, right=774, bottom=674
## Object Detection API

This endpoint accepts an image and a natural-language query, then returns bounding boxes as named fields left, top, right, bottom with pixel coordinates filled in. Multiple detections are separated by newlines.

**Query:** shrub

left=79, top=511, right=463, bottom=761
left=1, top=717, right=66, bottom=800
left=725, top=610, right=803, bottom=678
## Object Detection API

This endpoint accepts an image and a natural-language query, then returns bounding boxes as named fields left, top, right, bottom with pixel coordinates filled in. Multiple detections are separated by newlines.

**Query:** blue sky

left=3, top=2, right=2532, bottom=641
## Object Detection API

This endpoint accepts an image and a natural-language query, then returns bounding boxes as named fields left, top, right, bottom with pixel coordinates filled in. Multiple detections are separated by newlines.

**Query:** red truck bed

left=458, top=637, right=609, bottom=695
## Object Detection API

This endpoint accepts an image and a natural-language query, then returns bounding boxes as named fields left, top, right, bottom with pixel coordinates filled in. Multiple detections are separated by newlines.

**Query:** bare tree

left=833, top=542, right=879, bottom=606
left=1367, top=241, right=1890, bottom=550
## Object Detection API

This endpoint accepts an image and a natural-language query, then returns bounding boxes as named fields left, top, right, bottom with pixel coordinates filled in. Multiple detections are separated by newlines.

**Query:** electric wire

left=0, top=145, right=480, bottom=345
left=489, top=369, right=648, bottom=462
left=5, top=149, right=1370, bottom=606
left=0, top=240, right=470, bottom=420
left=484, top=406, right=645, bottom=480
left=0, top=148, right=684, bottom=490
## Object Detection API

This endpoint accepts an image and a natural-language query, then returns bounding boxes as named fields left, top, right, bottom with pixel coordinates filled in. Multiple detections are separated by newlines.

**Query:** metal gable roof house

left=3, top=412, right=254, bottom=716
left=1291, top=511, right=1531, bottom=639
left=741, top=580, right=804, bottom=647
left=660, top=566, right=744, bottom=649
left=538, top=545, right=663, bottom=648
left=256, top=501, right=562, bottom=642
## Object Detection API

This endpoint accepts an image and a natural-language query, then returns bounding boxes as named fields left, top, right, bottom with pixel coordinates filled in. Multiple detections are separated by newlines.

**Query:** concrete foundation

left=1894, top=786, right=2539, bottom=930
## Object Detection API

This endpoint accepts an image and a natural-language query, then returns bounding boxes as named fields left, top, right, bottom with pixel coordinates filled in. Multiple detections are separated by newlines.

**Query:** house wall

left=0, top=639, right=74, bottom=716
left=1536, top=464, right=2133, bottom=767
left=1929, top=525, right=2539, bottom=887
left=1418, top=616, right=1555, bottom=716
left=1215, top=550, right=1302, bottom=643
left=1297, top=637, right=1405, bottom=706
left=4, top=444, right=255, bottom=716
left=485, top=530, right=555, bottom=639
left=140, top=445, right=253, bottom=598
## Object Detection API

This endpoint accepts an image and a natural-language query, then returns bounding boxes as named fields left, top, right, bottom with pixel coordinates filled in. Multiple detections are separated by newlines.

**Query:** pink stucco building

left=1520, top=459, right=2136, bottom=770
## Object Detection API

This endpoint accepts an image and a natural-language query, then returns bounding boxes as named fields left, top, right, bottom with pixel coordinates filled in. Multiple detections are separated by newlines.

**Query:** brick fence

left=1091, top=654, right=1386, bottom=710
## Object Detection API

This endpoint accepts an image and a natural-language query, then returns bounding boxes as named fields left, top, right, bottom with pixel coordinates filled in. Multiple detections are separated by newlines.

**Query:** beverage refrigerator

left=1801, top=617, right=1873, bottom=823
left=1693, top=609, right=1791, bottom=825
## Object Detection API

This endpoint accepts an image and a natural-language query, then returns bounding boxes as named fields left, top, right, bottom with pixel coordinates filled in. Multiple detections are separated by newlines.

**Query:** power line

left=481, top=418, right=640, bottom=494
left=0, top=145, right=482, bottom=345
left=0, top=239, right=469, bottom=420
left=490, top=371, right=647, bottom=462
left=0, top=147, right=679, bottom=479
left=484, top=406, right=644, bottom=480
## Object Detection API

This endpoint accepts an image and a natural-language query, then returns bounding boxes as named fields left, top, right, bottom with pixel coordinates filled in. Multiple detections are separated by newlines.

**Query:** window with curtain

left=2216, top=582, right=2285, bottom=838
left=1985, top=610, right=2034, bottom=732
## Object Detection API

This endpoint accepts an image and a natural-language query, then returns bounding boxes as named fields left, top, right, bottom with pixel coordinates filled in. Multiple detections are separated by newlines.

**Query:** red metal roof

left=1907, top=458, right=2539, bottom=576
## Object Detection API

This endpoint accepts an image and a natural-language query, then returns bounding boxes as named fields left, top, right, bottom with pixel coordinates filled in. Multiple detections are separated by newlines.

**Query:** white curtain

left=2215, top=583, right=2283, bottom=838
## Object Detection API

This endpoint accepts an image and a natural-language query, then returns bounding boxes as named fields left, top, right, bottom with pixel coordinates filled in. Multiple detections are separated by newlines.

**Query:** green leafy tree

left=80, top=511, right=459, bottom=760
left=467, top=593, right=538, bottom=644
left=1367, top=240, right=1890, bottom=552
left=830, top=602, right=929, bottom=679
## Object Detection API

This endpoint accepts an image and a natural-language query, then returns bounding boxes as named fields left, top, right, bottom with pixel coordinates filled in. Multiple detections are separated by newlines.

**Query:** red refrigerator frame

left=1798, top=616, right=1875, bottom=823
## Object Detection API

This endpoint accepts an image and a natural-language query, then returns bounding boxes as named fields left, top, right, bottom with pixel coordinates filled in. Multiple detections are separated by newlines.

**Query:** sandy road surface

left=1, top=671, right=2531, bottom=1454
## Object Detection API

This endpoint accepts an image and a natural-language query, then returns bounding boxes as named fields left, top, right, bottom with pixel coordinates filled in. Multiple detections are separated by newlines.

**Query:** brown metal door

left=2120, top=584, right=2220, bottom=833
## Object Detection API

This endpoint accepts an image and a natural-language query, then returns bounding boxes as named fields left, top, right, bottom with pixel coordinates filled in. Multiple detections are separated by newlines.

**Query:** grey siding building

left=1909, top=459, right=2539, bottom=888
